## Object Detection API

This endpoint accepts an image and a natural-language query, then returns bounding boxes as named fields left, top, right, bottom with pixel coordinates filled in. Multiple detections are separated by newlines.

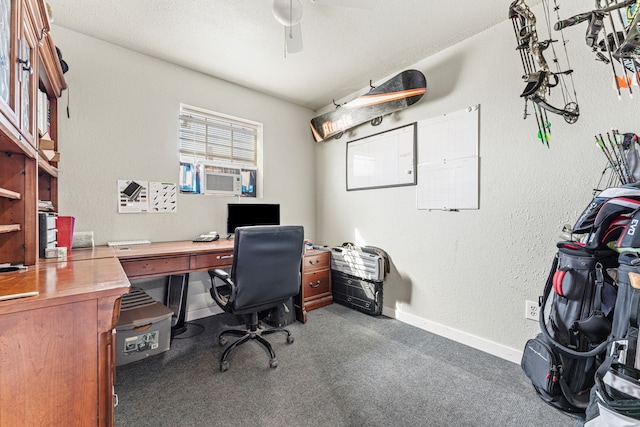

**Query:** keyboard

left=107, top=240, right=151, bottom=247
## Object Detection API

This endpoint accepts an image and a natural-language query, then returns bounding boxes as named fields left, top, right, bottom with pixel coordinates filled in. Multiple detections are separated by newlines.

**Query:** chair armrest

left=212, top=269, right=229, bottom=280
left=207, top=268, right=235, bottom=308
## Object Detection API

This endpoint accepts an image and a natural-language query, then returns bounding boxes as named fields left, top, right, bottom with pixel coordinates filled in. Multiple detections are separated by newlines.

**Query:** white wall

left=315, top=3, right=638, bottom=362
left=51, top=26, right=317, bottom=317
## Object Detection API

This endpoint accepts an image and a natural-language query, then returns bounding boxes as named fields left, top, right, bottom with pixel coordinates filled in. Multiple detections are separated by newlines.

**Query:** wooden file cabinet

left=295, top=249, right=332, bottom=323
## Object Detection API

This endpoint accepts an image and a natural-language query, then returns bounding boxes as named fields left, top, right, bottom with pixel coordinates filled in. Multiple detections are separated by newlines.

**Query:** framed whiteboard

left=416, top=105, right=479, bottom=210
left=346, top=123, right=417, bottom=191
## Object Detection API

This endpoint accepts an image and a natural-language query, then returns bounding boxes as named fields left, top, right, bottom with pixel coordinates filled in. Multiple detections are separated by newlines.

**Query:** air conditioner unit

left=201, top=164, right=242, bottom=195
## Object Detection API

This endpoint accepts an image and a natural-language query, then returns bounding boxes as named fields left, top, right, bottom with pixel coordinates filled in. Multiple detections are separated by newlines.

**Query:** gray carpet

left=115, top=304, right=579, bottom=427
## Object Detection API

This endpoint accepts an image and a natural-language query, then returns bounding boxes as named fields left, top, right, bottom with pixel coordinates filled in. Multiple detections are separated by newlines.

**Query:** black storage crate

left=331, top=270, right=383, bottom=316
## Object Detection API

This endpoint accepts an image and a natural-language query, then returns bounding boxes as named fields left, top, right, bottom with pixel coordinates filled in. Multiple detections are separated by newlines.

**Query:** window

left=178, top=104, right=262, bottom=196
left=179, top=104, right=260, bottom=165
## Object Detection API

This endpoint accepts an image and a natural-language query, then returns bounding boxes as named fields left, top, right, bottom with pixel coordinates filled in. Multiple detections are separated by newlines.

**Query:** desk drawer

left=191, top=251, right=234, bottom=270
left=302, top=269, right=330, bottom=299
left=120, top=256, right=190, bottom=279
left=303, top=251, right=330, bottom=272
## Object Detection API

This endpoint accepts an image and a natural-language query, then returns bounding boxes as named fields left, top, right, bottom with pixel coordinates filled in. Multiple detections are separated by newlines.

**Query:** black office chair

left=207, top=225, right=304, bottom=371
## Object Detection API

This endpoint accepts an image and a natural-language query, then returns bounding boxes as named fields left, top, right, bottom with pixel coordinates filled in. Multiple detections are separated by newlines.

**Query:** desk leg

left=294, top=291, right=307, bottom=324
left=166, top=273, right=189, bottom=337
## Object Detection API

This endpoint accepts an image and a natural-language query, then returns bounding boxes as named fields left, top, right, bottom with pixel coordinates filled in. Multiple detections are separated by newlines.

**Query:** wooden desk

left=36, top=245, right=118, bottom=265
left=60, top=245, right=117, bottom=261
left=0, top=240, right=235, bottom=427
left=0, top=238, right=239, bottom=427
left=37, top=240, right=236, bottom=273
left=0, top=257, right=130, bottom=427
left=114, top=239, right=235, bottom=335
left=114, top=239, right=235, bottom=279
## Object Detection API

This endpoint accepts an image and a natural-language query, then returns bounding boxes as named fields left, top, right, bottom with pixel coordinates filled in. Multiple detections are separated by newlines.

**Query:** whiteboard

left=346, top=123, right=417, bottom=191
left=417, top=106, right=479, bottom=210
left=417, top=157, right=478, bottom=210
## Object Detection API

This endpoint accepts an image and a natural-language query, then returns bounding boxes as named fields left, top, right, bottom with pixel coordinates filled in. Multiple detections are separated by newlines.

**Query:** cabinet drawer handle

left=308, top=259, right=320, bottom=265
left=309, top=280, right=321, bottom=288
left=217, top=255, right=233, bottom=260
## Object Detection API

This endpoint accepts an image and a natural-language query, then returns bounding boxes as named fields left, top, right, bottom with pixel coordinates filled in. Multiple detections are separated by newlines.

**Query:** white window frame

left=178, top=104, right=263, bottom=197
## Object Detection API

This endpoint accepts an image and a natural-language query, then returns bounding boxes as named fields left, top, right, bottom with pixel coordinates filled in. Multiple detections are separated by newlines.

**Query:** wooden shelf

left=37, top=155, right=58, bottom=177
left=0, top=0, right=65, bottom=267
left=0, top=187, right=21, bottom=200
left=0, top=224, right=21, bottom=233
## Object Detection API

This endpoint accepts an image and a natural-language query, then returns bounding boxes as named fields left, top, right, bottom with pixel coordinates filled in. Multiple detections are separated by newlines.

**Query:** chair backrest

left=230, top=225, right=304, bottom=314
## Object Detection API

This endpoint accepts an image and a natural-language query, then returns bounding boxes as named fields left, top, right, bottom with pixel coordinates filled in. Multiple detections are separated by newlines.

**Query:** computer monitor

left=226, top=204, right=280, bottom=235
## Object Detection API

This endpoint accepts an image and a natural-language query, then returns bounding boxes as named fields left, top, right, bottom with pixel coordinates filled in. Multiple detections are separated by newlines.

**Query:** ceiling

left=46, top=0, right=523, bottom=111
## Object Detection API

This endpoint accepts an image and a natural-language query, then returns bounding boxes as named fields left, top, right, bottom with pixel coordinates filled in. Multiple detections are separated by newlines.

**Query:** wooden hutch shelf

left=0, top=224, right=20, bottom=233
left=37, top=155, right=58, bottom=177
left=0, top=3, right=130, bottom=427
left=0, top=0, right=66, bottom=266
left=0, top=187, right=20, bottom=200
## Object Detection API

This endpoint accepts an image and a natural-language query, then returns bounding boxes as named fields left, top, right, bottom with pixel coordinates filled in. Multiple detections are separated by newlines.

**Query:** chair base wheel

left=216, top=313, right=294, bottom=371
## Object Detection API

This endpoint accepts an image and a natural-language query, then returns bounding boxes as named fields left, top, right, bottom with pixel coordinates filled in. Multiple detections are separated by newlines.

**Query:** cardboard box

left=116, top=288, right=174, bottom=366
left=41, top=149, right=59, bottom=162
left=39, top=134, right=55, bottom=150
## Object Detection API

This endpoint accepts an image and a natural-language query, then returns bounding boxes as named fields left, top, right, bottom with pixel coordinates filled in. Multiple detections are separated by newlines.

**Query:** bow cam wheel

left=562, top=102, right=579, bottom=124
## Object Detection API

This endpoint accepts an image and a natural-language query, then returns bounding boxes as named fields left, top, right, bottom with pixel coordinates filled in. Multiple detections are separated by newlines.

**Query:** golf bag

left=521, top=242, right=619, bottom=415
left=572, top=185, right=640, bottom=246
left=575, top=196, right=640, bottom=251
left=520, top=184, right=640, bottom=419
left=584, top=254, right=640, bottom=424
left=522, top=187, right=640, bottom=417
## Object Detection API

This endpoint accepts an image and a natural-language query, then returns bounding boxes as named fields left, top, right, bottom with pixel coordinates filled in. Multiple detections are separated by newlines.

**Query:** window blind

left=179, top=105, right=258, bottom=166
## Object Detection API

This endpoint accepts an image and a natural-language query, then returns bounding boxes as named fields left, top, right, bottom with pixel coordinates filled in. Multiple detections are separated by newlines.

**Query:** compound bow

left=509, top=0, right=580, bottom=147
left=554, top=0, right=640, bottom=97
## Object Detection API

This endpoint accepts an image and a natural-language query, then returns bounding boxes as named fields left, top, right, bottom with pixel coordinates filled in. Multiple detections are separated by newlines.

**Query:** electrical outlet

left=525, top=300, right=539, bottom=321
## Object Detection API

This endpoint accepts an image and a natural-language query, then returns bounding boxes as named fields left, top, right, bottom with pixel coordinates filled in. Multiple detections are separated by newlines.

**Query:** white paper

left=118, top=180, right=149, bottom=213
left=149, top=182, right=177, bottom=213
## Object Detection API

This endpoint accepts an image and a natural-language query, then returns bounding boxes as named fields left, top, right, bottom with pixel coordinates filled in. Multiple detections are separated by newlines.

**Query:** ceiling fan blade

left=310, top=0, right=377, bottom=9
left=285, top=23, right=303, bottom=53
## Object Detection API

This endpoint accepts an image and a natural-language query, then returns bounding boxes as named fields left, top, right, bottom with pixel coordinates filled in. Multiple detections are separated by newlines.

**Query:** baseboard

left=382, top=306, right=522, bottom=364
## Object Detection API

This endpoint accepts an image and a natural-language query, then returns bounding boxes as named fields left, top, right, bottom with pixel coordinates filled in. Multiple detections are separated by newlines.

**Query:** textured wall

left=315, top=3, right=636, bottom=361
